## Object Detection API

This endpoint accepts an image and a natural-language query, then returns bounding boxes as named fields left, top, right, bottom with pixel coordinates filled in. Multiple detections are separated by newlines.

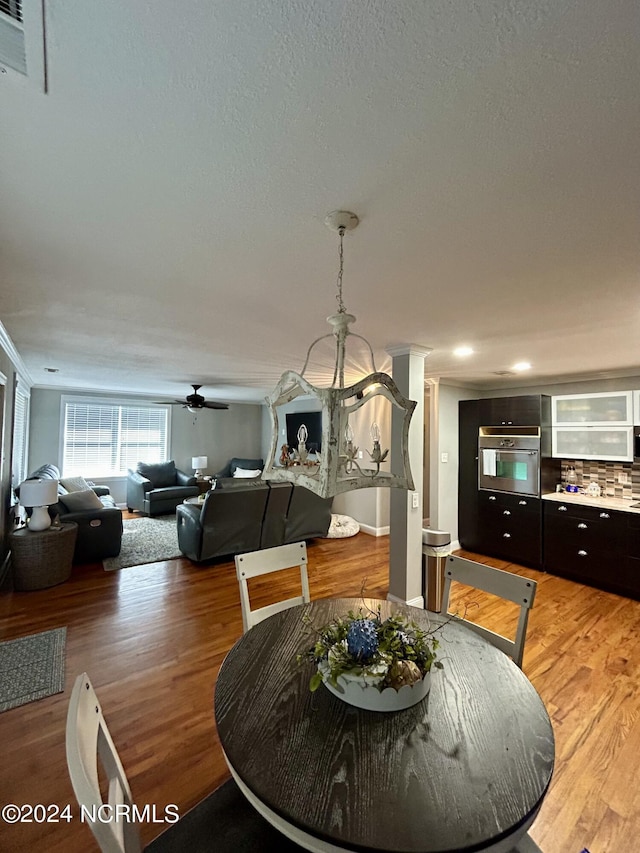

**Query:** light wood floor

left=0, top=527, right=638, bottom=853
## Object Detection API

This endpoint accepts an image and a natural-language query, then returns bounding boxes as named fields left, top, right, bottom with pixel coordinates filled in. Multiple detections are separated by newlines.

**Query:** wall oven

left=478, top=429, right=541, bottom=496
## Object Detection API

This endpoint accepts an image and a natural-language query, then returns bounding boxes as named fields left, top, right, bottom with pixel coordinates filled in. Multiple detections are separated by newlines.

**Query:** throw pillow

left=60, top=476, right=91, bottom=493
left=137, top=460, right=177, bottom=488
left=58, top=489, right=104, bottom=512
left=230, top=457, right=264, bottom=476
left=232, top=467, right=262, bottom=478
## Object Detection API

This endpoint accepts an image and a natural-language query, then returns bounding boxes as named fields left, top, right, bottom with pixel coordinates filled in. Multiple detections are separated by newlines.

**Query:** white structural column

left=386, top=344, right=431, bottom=606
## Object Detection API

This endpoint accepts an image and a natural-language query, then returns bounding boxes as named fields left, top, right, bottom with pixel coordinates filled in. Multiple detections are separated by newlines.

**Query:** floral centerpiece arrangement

left=299, top=606, right=443, bottom=712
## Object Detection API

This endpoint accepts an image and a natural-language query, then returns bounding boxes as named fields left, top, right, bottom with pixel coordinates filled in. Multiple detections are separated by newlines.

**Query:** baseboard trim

left=358, top=524, right=390, bottom=537
left=387, top=592, right=425, bottom=609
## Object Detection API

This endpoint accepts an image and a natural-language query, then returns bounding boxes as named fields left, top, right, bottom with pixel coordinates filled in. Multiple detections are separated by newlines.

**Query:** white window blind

left=11, top=381, right=29, bottom=486
left=62, top=399, right=169, bottom=477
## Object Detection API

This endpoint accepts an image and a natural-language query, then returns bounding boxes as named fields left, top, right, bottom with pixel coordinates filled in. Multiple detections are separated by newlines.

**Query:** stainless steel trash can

left=422, top=528, right=451, bottom=612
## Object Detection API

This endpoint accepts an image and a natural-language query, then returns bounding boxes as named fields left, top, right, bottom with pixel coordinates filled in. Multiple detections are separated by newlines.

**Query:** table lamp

left=191, top=456, right=207, bottom=478
left=19, top=478, right=59, bottom=531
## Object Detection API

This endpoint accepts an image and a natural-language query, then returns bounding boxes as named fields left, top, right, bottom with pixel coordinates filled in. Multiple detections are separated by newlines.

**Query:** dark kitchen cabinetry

left=458, top=399, right=480, bottom=552
left=478, top=491, right=542, bottom=567
left=621, top=513, right=640, bottom=599
left=478, top=394, right=551, bottom=428
left=543, top=501, right=639, bottom=599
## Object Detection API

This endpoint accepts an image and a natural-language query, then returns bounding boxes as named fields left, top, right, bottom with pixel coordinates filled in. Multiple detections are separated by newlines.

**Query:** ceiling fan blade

left=203, top=401, right=229, bottom=410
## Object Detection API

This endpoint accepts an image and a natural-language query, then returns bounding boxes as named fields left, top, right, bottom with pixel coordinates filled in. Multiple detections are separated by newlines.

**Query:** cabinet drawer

left=544, top=514, right=622, bottom=552
left=480, top=492, right=540, bottom=514
left=544, top=501, right=624, bottom=526
left=480, top=515, right=541, bottom=564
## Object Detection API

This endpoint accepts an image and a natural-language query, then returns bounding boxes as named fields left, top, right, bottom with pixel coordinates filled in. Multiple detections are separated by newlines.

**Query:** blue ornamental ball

left=346, top=618, right=379, bottom=661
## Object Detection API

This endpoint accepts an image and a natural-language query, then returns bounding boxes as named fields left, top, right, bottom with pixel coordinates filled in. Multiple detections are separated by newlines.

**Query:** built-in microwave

left=478, top=431, right=541, bottom=496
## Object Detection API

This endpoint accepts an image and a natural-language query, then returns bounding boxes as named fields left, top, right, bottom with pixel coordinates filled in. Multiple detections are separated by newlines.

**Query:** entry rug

left=0, top=627, right=67, bottom=713
left=103, top=514, right=181, bottom=571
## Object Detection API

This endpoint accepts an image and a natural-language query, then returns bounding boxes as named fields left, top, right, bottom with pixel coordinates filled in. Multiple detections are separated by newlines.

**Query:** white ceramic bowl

left=318, top=662, right=431, bottom=712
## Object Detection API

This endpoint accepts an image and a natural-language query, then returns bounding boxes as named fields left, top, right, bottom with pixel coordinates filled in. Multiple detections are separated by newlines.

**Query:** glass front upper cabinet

left=552, top=391, right=633, bottom=426
left=552, top=426, right=634, bottom=462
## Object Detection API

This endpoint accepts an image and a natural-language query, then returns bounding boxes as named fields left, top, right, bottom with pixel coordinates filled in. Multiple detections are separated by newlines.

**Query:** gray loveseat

left=176, top=479, right=332, bottom=563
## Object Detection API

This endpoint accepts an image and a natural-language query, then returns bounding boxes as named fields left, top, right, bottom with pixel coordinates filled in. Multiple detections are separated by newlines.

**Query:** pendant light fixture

left=262, top=211, right=416, bottom=499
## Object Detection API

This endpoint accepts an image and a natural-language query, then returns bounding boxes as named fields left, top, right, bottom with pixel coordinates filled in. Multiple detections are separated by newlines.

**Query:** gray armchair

left=126, top=460, right=198, bottom=516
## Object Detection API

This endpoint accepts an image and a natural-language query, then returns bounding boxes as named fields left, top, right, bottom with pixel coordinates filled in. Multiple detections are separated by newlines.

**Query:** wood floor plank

left=0, top=533, right=638, bottom=852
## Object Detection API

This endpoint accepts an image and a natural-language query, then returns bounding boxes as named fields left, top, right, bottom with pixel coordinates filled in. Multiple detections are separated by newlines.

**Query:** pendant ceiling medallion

left=262, top=211, right=416, bottom=499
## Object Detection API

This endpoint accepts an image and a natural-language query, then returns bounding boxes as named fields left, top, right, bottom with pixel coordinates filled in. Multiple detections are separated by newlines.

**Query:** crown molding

left=0, top=321, right=33, bottom=388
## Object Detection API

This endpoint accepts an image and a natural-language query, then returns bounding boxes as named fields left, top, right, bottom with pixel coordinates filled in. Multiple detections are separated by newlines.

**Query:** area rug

left=0, top=627, right=66, bottom=713
left=103, top=514, right=181, bottom=571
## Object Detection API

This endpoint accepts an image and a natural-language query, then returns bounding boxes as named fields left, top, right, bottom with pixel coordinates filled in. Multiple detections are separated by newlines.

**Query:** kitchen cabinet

left=625, top=514, right=640, bottom=598
left=633, top=391, right=640, bottom=425
left=478, top=394, right=550, bottom=428
left=551, top=426, right=633, bottom=462
left=543, top=501, right=638, bottom=598
left=458, top=399, right=481, bottom=552
left=552, top=391, right=632, bottom=426
left=478, top=491, right=542, bottom=568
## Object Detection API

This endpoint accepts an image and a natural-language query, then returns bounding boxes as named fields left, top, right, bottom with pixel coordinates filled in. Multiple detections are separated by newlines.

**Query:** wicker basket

left=10, top=523, right=78, bottom=591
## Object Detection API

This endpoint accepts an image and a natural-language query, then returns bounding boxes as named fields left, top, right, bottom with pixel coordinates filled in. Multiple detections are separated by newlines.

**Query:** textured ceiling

left=1, top=0, right=639, bottom=404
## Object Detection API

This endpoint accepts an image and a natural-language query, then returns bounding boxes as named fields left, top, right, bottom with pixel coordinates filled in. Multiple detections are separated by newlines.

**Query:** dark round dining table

left=214, top=598, right=554, bottom=853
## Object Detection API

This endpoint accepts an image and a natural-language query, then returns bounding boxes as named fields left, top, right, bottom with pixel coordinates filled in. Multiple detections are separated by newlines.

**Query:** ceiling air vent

left=0, top=0, right=26, bottom=75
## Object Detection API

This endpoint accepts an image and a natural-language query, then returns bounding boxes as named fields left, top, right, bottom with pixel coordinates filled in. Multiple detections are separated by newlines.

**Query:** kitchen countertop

left=542, top=491, right=640, bottom=515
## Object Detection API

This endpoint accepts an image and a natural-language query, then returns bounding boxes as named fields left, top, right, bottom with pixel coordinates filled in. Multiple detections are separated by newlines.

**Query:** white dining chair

left=441, top=554, right=537, bottom=668
left=65, top=672, right=304, bottom=852
left=235, top=541, right=309, bottom=633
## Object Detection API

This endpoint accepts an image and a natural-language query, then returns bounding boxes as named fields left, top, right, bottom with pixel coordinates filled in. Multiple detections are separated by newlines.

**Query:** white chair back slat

left=66, top=673, right=142, bottom=853
left=441, top=555, right=537, bottom=669
left=235, top=542, right=309, bottom=633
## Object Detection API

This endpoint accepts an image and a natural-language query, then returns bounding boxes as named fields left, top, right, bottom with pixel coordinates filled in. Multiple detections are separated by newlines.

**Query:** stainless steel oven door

left=479, top=447, right=539, bottom=496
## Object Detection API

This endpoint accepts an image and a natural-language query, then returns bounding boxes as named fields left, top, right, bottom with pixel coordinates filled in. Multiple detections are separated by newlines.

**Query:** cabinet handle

left=578, top=550, right=588, bottom=556
left=600, top=512, right=610, bottom=519
left=577, top=522, right=588, bottom=529
left=558, top=505, right=567, bottom=512
left=518, top=500, right=527, bottom=505
left=503, top=510, right=511, bottom=516
left=503, top=532, right=511, bottom=539
left=489, top=496, right=497, bottom=501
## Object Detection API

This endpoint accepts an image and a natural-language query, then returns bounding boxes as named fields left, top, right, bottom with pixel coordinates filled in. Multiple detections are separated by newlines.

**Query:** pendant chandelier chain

left=335, top=226, right=346, bottom=314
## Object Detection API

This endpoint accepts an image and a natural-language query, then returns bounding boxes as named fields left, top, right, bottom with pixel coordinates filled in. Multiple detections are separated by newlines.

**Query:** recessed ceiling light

left=513, top=362, right=531, bottom=372
left=453, top=346, right=474, bottom=357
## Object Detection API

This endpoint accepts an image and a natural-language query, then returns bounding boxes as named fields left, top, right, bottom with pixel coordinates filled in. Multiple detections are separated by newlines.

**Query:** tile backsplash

left=560, top=460, right=640, bottom=500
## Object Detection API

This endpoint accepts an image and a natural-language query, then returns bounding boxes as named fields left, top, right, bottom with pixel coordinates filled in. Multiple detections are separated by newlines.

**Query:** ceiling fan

left=155, top=384, right=229, bottom=411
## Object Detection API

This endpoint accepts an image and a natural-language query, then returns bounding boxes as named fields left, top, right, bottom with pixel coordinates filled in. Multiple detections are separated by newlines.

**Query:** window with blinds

left=0, top=0, right=26, bottom=75
left=0, top=1, right=22, bottom=22
left=11, top=382, right=30, bottom=486
left=61, top=398, right=170, bottom=477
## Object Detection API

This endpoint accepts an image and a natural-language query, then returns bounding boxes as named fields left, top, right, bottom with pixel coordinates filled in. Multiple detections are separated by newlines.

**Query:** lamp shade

left=192, top=456, right=207, bottom=469
left=19, top=478, right=59, bottom=508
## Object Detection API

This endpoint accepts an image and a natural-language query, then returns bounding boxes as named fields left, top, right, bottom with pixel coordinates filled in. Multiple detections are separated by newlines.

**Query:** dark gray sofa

left=126, top=460, right=199, bottom=516
left=17, top=464, right=123, bottom=563
left=176, top=479, right=332, bottom=563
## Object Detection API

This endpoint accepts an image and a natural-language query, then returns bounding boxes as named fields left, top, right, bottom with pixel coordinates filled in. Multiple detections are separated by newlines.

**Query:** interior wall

left=0, top=338, right=20, bottom=583
left=28, top=388, right=263, bottom=505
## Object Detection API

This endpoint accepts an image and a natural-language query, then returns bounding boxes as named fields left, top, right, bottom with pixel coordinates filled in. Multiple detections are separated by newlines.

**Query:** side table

left=196, top=479, right=212, bottom=495
left=10, top=523, right=78, bottom=591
